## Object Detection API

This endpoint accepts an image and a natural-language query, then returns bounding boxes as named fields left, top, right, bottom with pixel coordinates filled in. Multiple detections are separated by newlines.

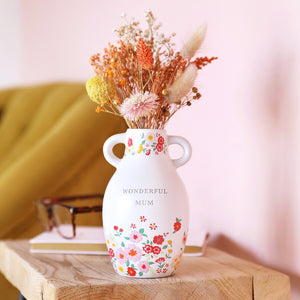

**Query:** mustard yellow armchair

left=0, top=83, right=127, bottom=299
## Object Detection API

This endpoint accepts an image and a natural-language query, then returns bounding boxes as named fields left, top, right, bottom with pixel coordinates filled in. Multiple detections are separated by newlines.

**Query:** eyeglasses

left=35, top=194, right=103, bottom=239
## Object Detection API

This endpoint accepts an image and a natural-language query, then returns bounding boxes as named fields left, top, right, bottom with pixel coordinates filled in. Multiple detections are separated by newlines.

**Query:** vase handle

left=103, top=133, right=126, bottom=168
left=168, top=136, right=192, bottom=168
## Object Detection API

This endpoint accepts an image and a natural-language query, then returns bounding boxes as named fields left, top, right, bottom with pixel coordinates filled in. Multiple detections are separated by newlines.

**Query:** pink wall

left=3, top=0, right=300, bottom=297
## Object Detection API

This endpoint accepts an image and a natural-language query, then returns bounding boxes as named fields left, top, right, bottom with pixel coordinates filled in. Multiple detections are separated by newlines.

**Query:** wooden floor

left=0, top=240, right=290, bottom=300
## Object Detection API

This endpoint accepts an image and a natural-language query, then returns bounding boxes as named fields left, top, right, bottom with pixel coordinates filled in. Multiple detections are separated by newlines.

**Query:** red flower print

left=108, top=248, right=114, bottom=258
left=119, top=228, right=123, bottom=233
left=182, top=234, right=187, bottom=244
left=153, top=235, right=164, bottom=245
left=173, top=221, right=181, bottom=232
left=149, top=223, right=157, bottom=230
left=129, top=230, right=142, bottom=243
left=140, top=216, right=147, bottom=222
left=162, top=268, right=167, bottom=273
left=156, top=268, right=161, bottom=273
left=158, top=136, right=164, bottom=144
left=127, top=267, right=136, bottom=276
left=152, top=246, right=161, bottom=255
left=138, top=261, right=150, bottom=273
left=155, top=257, right=165, bottom=263
left=143, top=244, right=153, bottom=254
left=128, top=138, right=133, bottom=147
left=114, top=226, right=118, bottom=230
left=145, top=149, right=151, bottom=155
left=156, top=143, right=164, bottom=152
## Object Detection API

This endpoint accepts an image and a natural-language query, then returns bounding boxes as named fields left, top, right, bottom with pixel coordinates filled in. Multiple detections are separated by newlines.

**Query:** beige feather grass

left=180, top=24, right=207, bottom=60
left=166, top=64, right=198, bottom=104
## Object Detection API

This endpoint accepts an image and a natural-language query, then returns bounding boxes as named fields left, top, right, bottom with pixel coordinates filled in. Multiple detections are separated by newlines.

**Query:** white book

left=30, top=226, right=209, bottom=256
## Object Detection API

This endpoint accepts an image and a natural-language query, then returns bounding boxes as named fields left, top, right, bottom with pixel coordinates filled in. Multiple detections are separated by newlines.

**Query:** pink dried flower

left=120, top=92, right=159, bottom=122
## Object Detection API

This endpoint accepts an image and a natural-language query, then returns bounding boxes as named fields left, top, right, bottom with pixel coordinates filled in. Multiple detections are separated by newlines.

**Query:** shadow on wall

left=259, top=41, right=296, bottom=273
left=210, top=234, right=299, bottom=297
left=211, top=40, right=298, bottom=296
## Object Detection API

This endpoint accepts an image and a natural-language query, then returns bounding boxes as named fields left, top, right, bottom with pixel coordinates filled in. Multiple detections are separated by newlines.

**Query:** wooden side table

left=0, top=240, right=290, bottom=300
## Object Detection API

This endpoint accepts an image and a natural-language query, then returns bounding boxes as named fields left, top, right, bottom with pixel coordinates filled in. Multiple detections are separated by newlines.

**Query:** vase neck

left=124, top=129, right=168, bottom=157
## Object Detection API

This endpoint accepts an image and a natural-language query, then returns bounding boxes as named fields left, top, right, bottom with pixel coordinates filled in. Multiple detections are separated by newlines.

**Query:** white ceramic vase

left=102, top=129, right=191, bottom=278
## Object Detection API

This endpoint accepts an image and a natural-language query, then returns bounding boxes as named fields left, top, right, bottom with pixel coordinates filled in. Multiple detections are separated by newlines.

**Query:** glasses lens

left=35, top=201, right=50, bottom=231
left=52, top=204, right=74, bottom=239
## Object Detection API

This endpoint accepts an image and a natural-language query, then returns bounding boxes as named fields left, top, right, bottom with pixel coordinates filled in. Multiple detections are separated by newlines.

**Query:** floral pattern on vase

left=125, top=131, right=167, bottom=156
left=106, top=216, right=187, bottom=277
left=103, top=128, right=191, bottom=278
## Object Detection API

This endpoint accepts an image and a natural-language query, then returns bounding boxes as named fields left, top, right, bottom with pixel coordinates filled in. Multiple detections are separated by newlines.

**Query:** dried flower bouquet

left=86, top=10, right=217, bottom=129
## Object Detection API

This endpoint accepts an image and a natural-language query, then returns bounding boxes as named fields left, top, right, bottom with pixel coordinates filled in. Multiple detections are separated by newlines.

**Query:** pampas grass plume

left=167, top=64, right=198, bottom=104
left=180, top=24, right=207, bottom=60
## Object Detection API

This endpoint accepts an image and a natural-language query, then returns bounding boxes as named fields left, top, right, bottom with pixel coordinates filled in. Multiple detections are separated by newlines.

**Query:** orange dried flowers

left=86, top=10, right=217, bottom=129
left=136, top=38, right=154, bottom=70
left=193, top=56, right=218, bottom=70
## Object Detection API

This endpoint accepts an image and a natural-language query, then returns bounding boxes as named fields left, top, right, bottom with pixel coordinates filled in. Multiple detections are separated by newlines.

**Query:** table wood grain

left=0, top=240, right=290, bottom=300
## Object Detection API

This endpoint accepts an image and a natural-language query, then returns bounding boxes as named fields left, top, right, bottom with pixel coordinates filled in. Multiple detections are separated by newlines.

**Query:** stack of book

left=30, top=226, right=209, bottom=256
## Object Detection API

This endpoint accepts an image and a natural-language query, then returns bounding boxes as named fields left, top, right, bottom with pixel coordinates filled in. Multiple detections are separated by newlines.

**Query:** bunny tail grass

left=166, top=64, right=198, bottom=104
left=180, top=24, right=207, bottom=60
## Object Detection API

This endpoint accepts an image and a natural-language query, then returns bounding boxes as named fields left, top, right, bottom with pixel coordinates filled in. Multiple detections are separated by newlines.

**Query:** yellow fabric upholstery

left=0, top=83, right=127, bottom=298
